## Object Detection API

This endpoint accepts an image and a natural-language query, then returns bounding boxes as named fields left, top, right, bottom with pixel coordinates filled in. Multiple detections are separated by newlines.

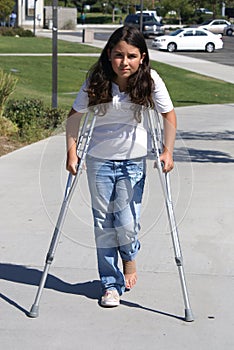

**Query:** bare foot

left=124, top=272, right=137, bottom=289
left=122, top=260, right=137, bottom=290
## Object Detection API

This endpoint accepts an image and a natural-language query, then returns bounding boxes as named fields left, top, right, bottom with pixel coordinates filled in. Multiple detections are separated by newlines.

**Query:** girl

left=66, top=26, right=177, bottom=307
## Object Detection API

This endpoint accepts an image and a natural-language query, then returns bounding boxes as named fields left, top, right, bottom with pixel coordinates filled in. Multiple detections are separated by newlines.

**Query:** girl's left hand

left=159, top=148, right=174, bottom=173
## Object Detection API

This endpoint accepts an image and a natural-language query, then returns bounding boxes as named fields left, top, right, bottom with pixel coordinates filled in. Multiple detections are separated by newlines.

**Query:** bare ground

left=0, top=136, right=26, bottom=157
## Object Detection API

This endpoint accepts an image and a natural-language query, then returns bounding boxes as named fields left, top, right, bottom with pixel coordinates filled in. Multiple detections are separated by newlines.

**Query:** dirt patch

left=0, top=136, right=26, bottom=157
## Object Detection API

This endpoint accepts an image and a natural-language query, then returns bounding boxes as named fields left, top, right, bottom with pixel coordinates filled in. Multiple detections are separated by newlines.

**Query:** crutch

left=28, top=110, right=97, bottom=318
left=147, top=109, right=194, bottom=322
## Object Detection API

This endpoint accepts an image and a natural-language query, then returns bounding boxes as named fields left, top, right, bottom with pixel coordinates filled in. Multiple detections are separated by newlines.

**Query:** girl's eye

left=113, top=53, right=138, bottom=59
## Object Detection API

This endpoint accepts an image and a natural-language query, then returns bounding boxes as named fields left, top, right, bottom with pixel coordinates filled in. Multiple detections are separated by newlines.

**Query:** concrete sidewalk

left=1, top=103, right=234, bottom=349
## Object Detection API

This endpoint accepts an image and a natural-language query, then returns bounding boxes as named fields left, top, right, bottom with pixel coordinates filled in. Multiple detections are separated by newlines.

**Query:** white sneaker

left=100, top=289, right=120, bottom=307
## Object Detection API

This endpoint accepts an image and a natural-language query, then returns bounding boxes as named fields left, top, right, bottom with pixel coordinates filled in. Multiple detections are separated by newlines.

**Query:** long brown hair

left=86, top=26, right=155, bottom=113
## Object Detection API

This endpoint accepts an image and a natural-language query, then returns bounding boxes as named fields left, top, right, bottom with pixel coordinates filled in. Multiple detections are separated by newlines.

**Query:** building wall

left=17, top=0, right=44, bottom=29
left=16, top=1, right=77, bottom=31
left=44, top=6, right=77, bottom=30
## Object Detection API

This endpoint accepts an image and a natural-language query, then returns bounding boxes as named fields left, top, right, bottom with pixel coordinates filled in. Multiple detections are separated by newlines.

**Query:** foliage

left=55, top=0, right=234, bottom=24
left=0, top=115, right=18, bottom=136
left=0, top=68, right=18, bottom=118
left=0, top=0, right=15, bottom=18
left=160, top=0, right=194, bottom=23
left=0, top=27, right=35, bottom=37
left=78, top=14, right=122, bottom=24
left=4, top=98, right=67, bottom=142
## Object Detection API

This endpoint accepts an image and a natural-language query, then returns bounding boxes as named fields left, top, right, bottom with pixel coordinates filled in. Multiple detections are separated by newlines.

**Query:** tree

left=0, top=0, right=15, bottom=20
left=160, top=0, right=194, bottom=24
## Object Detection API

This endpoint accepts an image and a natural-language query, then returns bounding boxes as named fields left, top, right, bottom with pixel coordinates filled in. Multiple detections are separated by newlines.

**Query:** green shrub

left=5, top=98, right=45, bottom=129
left=0, top=27, right=34, bottom=37
left=0, top=69, right=18, bottom=118
left=5, top=98, right=67, bottom=142
left=43, top=107, right=67, bottom=129
left=80, top=14, right=122, bottom=24
left=0, top=116, right=18, bottom=136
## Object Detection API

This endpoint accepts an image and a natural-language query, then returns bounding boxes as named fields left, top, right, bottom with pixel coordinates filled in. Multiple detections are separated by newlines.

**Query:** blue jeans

left=86, top=156, right=146, bottom=295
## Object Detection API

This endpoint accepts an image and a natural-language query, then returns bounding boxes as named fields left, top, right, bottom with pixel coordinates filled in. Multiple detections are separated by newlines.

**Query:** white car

left=152, top=27, right=223, bottom=53
left=198, top=19, right=231, bottom=34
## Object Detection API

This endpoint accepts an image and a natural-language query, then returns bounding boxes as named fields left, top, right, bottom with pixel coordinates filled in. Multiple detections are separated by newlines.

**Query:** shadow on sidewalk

left=179, top=130, right=234, bottom=141
left=0, top=263, right=101, bottom=298
left=0, top=263, right=184, bottom=321
left=175, top=130, right=234, bottom=163
left=175, top=147, right=234, bottom=163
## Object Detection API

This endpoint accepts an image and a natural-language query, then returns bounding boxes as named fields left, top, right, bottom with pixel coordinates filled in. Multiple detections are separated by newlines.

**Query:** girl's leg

left=113, top=158, right=146, bottom=289
left=86, top=157, right=125, bottom=296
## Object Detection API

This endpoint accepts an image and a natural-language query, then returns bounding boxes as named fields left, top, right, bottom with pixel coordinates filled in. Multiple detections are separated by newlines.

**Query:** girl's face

left=108, top=40, right=146, bottom=89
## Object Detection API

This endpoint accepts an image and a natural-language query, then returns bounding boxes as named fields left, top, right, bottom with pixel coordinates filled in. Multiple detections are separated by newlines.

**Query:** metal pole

left=222, top=2, right=226, bottom=17
left=139, top=0, right=143, bottom=33
left=52, top=0, right=58, bottom=108
left=33, top=0, right=37, bottom=36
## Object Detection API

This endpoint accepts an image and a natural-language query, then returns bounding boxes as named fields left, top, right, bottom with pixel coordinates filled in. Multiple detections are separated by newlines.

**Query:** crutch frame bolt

left=175, top=257, right=183, bottom=266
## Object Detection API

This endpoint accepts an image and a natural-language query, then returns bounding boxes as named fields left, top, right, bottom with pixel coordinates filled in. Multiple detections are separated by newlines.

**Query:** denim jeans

left=86, top=156, right=146, bottom=295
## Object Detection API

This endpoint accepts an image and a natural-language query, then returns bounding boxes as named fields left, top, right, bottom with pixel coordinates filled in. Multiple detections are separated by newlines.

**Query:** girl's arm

left=160, top=109, right=177, bottom=173
left=66, top=108, right=84, bottom=175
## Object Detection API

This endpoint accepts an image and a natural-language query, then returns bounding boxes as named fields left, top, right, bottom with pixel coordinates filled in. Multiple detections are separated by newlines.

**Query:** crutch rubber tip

left=185, top=308, right=194, bottom=322
left=28, top=305, right=39, bottom=318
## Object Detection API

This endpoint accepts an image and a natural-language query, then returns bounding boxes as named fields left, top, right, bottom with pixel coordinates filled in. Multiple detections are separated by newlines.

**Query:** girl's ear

left=141, top=52, right=146, bottom=64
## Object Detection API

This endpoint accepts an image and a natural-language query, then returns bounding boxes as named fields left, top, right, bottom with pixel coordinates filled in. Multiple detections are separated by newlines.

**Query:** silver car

left=199, top=19, right=231, bottom=34
left=223, top=24, right=234, bottom=36
left=124, top=14, right=164, bottom=38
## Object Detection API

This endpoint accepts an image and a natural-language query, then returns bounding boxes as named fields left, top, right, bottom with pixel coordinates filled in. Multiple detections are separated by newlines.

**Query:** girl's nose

left=122, top=55, right=128, bottom=65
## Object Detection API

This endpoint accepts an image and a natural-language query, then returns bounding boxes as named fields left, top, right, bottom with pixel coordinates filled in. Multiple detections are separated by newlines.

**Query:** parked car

left=195, top=8, right=213, bottom=15
left=223, top=24, right=234, bottom=36
left=124, top=14, right=164, bottom=38
left=198, top=19, right=231, bottom=34
left=152, top=27, right=223, bottom=53
left=135, top=10, right=162, bottom=23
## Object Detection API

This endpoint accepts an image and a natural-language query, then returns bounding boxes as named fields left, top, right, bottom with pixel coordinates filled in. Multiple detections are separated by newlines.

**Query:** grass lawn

left=0, top=36, right=102, bottom=54
left=0, top=36, right=234, bottom=112
left=0, top=56, right=97, bottom=108
left=150, top=61, right=233, bottom=107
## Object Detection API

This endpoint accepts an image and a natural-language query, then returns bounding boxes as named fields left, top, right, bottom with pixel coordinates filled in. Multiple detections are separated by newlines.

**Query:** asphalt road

left=155, top=35, right=234, bottom=67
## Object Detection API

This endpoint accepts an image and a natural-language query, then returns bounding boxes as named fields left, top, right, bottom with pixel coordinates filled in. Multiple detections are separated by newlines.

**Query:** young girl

left=66, top=26, right=177, bottom=307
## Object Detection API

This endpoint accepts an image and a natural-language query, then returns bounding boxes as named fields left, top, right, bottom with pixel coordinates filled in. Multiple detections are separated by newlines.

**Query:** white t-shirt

left=72, top=69, right=173, bottom=160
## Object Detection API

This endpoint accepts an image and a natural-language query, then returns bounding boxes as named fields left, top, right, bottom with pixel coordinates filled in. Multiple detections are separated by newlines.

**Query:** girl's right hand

left=66, top=154, right=79, bottom=175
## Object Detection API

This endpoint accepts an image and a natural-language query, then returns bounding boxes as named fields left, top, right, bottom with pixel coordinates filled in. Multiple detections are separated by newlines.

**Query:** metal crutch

left=147, top=109, right=194, bottom=322
left=28, top=111, right=97, bottom=318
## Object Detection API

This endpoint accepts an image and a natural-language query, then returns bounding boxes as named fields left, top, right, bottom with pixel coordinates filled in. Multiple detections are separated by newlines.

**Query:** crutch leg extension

left=28, top=112, right=96, bottom=318
left=148, top=109, right=194, bottom=322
